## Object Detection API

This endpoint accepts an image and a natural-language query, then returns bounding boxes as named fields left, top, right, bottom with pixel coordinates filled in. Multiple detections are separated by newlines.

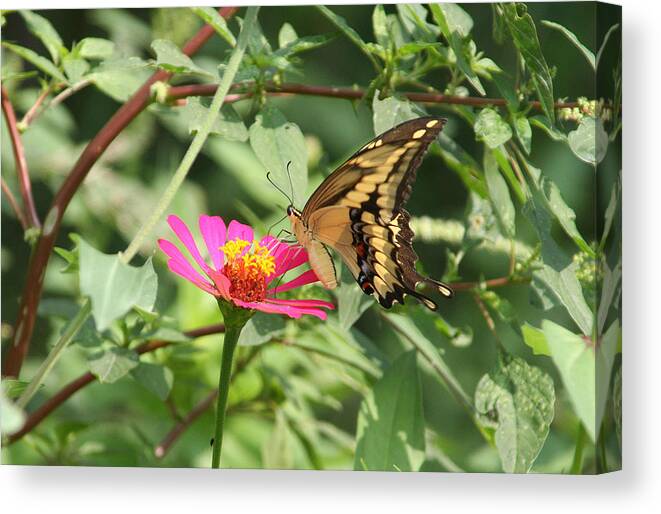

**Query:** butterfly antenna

left=266, top=213, right=288, bottom=237
left=286, top=161, right=295, bottom=204
left=266, top=171, right=293, bottom=205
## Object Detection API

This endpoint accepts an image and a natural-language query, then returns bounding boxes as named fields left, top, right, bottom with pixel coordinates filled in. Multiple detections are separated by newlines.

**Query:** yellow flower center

left=220, top=239, right=276, bottom=302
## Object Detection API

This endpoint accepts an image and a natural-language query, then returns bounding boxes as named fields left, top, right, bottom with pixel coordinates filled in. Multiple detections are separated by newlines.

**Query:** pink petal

left=207, top=268, right=232, bottom=300
left=227, top=220, right=254, bottom=246
left=166, top=257, right=217, bottom=296
left=199, top=215, right=226, bottom=270
left=167, top=215, right=210, bottom=273
left=234, top=299, right=329, bottom=320
left=267, top=269, right=320, bottom=295
left=158, top=238, right=189, bottom=266
left=266, top=298, right=335, bottom=310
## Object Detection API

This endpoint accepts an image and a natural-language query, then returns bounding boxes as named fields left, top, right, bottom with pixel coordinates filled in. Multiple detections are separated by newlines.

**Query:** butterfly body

left=287, top=116, right=454, bottom=311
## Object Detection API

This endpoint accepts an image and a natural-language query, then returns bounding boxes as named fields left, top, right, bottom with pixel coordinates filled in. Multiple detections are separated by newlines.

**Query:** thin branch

left=1, top=85, right=41, bottom=229
left=473, top=293, right=505, bottom=351
left=449, top=275, right=530, bottom=291
left=154, top=389, right=218, bottom=459
left=154, top=344, right=262, bottom=459
left=6, top=323, right=226, bottom=445
left=20, top=79, right=93, bottom=129
left=167, top=81, right=581, bottom=110
left=1, top=177, right=29, bottom=230
left=19, top=85, right=52, bottom=129
left=3, top=6, right=239, bottom=379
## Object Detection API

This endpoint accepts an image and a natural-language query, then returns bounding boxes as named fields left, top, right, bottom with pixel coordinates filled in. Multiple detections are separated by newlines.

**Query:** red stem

left=167, top=82, right=580, bottom=110
left=6, top=323, right=226, bottom=445
left=2, top=7, right=238, bottom=379
left=1, top=85, right=41, bottom=229
left=1, top=177, right=29, bottom=230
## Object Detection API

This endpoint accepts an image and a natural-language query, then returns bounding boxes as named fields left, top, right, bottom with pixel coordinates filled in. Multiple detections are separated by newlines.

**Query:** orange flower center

left=220, top=239, right=276, bottom=302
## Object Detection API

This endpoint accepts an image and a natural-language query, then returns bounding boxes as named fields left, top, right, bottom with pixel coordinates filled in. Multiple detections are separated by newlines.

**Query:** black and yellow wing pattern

left=292, top=116, right=453, bottom=311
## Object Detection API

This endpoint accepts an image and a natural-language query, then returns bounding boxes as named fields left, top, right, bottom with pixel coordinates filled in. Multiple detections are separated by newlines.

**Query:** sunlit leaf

left=429, top=3, right=485, bottom=95
left=474, top=108, right=512, bottom=149
left=2, top=42, right=67, bottom=82
left=151, top=39, right=213, bottom=77
left=78, top=239, right=158, bottom=331
left=475, top=351, right=554, bottom=473
left=568, top=116, right=609, bottom=165
left=249, top=105, right=308, bottom=206
left=19, top=10, right=65, bottom=64
left=77, top=37, right=116, bottom=59
left=181, top=97, right=248, bottom=142
left=191, top=6, right=236, bottom=47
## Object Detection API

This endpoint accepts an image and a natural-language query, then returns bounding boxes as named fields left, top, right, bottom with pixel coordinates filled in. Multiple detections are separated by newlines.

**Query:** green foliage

left=355, top=351, right=425, bottom=471
left=475, top=352, right=554, bottom=473
left=78, top=239, right=157, bottom=331
left=1, top=4, right=621, bottom=473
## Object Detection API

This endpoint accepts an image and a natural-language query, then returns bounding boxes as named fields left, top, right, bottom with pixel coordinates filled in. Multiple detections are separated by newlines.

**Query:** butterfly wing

left=302, top=116, right=453, bottom=311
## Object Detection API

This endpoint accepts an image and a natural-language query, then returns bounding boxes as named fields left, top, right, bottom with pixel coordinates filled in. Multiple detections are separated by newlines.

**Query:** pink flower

left=158, top=215, right=334, bottom=320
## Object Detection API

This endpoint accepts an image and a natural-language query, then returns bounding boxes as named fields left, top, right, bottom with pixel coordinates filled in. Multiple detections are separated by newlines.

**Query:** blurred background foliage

left=1, top=3, right=621, bottom=473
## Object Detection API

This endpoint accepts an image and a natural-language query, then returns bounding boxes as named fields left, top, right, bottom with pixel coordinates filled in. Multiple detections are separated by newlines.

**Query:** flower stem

left=212, top=301, right=254, bottom=468
left=15, top=299, right=92, bottom=409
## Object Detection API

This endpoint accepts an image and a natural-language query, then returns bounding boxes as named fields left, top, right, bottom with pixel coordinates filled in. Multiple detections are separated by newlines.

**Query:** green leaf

left=484, top=149, right=515, bottom=237
left=78, top=239, right=158, bottom=331
left=475, top=352, right=555, bottom=473
left=524, top=180, right=593, bottom=334
left=521, top=323, right=550, bottom=356
left=151, top=39, right=213, bottom=77
left=88, top=347, right=139, bottom=384
left=397, top=4, right=439, bottom=43
left=262, top=410, right=295, bottom=469
left=596, top=323, right=620, bottom=431
left=529, top=114, right=567, bottom=142
left=2, top=42, right=67, bottom=82
left=249, top=106, right=308, bottom=206
left=316, top=5, right=380, bottom=70
left=600, top=180, right=619, bottom=250
left=613, top=365, right=622, bottom=449
left=498, top=3, right=555, bottom=122
left=542, top=20, right=595, bottom=70
left=337, top=266, right=373, bottom=331
left=77, top=37, right=115, bottom=59
left=514, top=115, right=532, bottom=154
left=372, top=92, right=424, bottom=135
left=543, top=320, right=618, bottom=442
left=130, top=362, right=174, bottom=400
left=62, top=56, right=89, bottom=84
left=278, top=22, right=298, bottom=48
left=429, top=3, right=485, bottom=96
left=386, top=311, right=470, bottom=405
left=274, top=33, right=336, bottom=59
left=568, top=117, right=608, bottom=165
left=1, top=379, right=31, bottom=399
left=238, top=311, right=286, bottom=346
left=543, top=178, right=592, bottom=254
left=474, top=108, right=512, bottom=149
left=372, top=5, right=389, bottom=48
left=596, top=23, right=620, bottom=69
left=354, top=350, right=425, bottom=471
left=19, top=10, right=65, bottom=64
left=181, top=97, right=248, bottom=142
left=88, top=57, right=150, bottom=102
left=435, top=3, right=473, bottom=36
left=190, top=7, right=236, bottom=47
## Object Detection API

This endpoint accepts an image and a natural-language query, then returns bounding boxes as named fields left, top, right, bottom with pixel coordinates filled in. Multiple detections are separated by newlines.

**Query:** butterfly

left=286, top=116, right=454, bottom=311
